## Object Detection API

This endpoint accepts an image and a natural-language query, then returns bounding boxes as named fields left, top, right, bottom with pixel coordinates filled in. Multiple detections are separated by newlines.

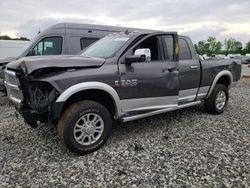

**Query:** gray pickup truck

left=5, top=31, right=241, bottom=155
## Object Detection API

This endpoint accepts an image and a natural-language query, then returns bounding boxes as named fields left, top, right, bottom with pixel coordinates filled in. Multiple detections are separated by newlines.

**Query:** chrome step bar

left=121, top=100, right=202, bottom=122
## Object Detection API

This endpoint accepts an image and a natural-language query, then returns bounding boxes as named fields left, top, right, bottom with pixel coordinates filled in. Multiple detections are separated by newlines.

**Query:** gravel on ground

left=0, top=76, right=249, bottom=187
left=242, top=64, right=250, bottom=75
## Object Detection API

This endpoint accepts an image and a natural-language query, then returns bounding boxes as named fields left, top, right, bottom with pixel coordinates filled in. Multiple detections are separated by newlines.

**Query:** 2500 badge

left=114, top=79, right=138, bottom=88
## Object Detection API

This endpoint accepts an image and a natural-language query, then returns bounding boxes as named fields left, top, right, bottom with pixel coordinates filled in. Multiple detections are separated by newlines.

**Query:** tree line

left=0, top=35, right=30, bottom=41
left=194, top=37, right=250, bottom=56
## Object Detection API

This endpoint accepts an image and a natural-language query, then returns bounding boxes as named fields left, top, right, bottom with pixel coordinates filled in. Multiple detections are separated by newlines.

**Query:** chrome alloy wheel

left=73, top=113, right=104, bottom=146
left=215, top=91, right=227, bottom=110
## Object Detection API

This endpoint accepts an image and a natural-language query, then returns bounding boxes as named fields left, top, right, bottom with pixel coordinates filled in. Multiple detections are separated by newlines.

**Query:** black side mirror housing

left=27, top=49, right=36, bottom=56
left=125, top=55, right=146, bottom=65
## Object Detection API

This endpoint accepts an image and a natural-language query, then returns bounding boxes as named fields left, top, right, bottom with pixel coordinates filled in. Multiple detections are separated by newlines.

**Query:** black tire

left=57, top=100, right=112, bottom=155
left=205, top=84, right=229, bottom=114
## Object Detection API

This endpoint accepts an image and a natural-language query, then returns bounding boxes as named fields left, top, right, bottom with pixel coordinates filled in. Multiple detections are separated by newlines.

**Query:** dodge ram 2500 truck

left=5, top=31, right=241, bottom=155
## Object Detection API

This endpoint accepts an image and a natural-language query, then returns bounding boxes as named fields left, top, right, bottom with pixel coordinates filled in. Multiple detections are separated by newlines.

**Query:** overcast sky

left=1, top=0, right=250, bottom=44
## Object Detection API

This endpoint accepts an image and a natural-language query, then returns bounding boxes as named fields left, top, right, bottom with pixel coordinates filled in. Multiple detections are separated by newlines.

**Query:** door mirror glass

left=134, top=48, right=151, bottom=62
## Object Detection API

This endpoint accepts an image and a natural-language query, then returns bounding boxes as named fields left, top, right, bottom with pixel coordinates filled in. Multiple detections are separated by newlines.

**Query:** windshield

left=81, top=35, right=130, bottom=58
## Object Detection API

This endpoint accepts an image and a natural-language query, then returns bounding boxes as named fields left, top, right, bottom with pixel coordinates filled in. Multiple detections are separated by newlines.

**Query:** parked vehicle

left=0, top=22, right=153, bottom=92
left=5, top=31, right=241, bottom=155
left=242, top=54, right=250, bottom=64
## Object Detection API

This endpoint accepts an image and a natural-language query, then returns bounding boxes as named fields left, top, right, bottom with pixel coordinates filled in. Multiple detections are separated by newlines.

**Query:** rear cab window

left=179, top=38, right=192, bottom=60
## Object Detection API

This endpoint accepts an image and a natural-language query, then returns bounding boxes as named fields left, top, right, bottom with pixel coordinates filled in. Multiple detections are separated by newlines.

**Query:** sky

left=0, top=0, right=250, bottom=45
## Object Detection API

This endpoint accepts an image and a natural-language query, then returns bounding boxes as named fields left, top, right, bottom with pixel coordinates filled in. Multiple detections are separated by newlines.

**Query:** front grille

left=5, top=69, right=23, bottom=108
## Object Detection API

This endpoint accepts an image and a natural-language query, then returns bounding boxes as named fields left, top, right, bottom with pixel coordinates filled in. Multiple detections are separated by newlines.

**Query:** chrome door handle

left=190, top=65, right=198, bottom=69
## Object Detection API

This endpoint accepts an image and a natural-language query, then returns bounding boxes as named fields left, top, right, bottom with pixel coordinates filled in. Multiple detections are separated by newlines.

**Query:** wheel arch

left=206, top=70, right=233, bottom=98
left=55, top=82, right=122, bottom=119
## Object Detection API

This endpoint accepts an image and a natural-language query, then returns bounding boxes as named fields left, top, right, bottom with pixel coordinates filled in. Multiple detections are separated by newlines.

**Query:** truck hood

left=0, top=57, right=17, bottom=65
left=7, top=55, right=106, bottom=75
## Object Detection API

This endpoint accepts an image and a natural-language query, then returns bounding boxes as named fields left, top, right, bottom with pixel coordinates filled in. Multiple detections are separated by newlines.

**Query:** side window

left=80, top=38, right=99, bottom=50
left=179, top=38, right=192, bottom=60
left=32, top=36, right=62, bottom=56
left=34, top=41, right=43, bottom=55
left=162, top=35, right=174, bottom=61
left=133, top=36, right=162, bottom=61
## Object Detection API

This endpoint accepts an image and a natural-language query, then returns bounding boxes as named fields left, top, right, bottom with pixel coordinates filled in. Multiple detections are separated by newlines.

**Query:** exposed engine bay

left=27, top=82, right=58, bottom=112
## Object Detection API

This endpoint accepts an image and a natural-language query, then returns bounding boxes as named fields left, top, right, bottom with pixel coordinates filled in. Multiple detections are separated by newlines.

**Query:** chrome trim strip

left=4, top=81, right=19, bottom=90
left=197, top=93, right=207, bottom=98
left=206, top=71, right=233, bottom=98
left=121, top=96, right=178, bottom=113
left=9, top=95, right=22, bottom=106
left=55, top=82, right=122, bottom=117
left=178, top=95, right=196, bottom=102
left=5, top=69, right=16, bottom=76
left=122, top=100, right=202, bottom=122
left=198, top=86, right=210, bottom=94
left=196, top=86, right=210, bottom=100
left=179, top=88, right=198, bottom=102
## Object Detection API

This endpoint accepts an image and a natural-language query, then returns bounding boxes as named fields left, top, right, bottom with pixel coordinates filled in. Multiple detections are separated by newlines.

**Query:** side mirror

left=125, top=48, right=151, bottom=65
left=134, top=48, right=151, bottom=62
left=125, top=55, right=146, bottom=65
left=27, top=49, right=36, bottom=56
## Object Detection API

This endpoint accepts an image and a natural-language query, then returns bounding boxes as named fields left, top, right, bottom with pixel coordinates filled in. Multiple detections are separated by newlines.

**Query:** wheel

left=57, top=100, right=112, bottom=155
left=205, top=84, right=229, bottom=114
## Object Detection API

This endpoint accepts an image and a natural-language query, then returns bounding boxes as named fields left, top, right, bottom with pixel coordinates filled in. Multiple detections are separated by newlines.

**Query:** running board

left=121, top=100, right=202, bottom=122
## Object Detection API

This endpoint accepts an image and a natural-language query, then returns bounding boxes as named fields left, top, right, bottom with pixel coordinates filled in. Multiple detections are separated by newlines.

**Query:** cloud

left=15, top=17, right=97, bottom=39
left=0, top=0, right=250, bottom=44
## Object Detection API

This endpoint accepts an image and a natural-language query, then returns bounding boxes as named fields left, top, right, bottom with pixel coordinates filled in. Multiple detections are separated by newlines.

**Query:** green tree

left=244, top=40, right=250, bottom=54
left=0, top=35, right=11, bottom=40
left=206, top=37, right=222, bottom=55
left=232, top=41, right=242, bottom=52
left=214, top=41, right=223, bottom=54
left=0, top=35, right=30, bottom=41
left=224, top=38, right=242, bottom=54
left=195, top=40, right=210, bottom=55
left=224, top=38, right=234, bottom=54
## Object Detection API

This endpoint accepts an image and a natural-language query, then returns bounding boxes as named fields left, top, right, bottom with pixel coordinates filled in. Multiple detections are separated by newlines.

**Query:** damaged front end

left=5, top=67, right=59, bottom=128
left=22, top=81, right=59, bottom=128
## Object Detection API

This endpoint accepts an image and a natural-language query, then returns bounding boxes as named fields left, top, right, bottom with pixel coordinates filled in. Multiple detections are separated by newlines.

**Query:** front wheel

left=205, top=84, right=229, bottom=114
left=57, top=100, right=112, bottom=155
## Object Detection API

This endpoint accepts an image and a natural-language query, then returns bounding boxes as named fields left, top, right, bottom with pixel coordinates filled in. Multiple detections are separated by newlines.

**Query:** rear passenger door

left=177, top=37, right=201, bottom=103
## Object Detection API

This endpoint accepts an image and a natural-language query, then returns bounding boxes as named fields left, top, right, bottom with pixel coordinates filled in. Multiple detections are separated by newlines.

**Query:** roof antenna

left=125, top=29, right=129, bottom=35
left=37, top=22, right=41, bottom=35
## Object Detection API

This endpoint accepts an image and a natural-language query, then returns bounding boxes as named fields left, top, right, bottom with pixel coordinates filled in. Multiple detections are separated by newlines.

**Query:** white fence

left=0, top=40, right=30, bottom=58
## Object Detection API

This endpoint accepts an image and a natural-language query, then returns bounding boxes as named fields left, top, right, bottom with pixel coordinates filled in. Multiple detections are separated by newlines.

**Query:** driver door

left=117, top=34, right=179, bottom=114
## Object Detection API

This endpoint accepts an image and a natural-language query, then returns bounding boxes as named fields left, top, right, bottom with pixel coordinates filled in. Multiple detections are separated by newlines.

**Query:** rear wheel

left=205, top=84, right=229, bottom=114
left=57, top=100, right=112, bottom=155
